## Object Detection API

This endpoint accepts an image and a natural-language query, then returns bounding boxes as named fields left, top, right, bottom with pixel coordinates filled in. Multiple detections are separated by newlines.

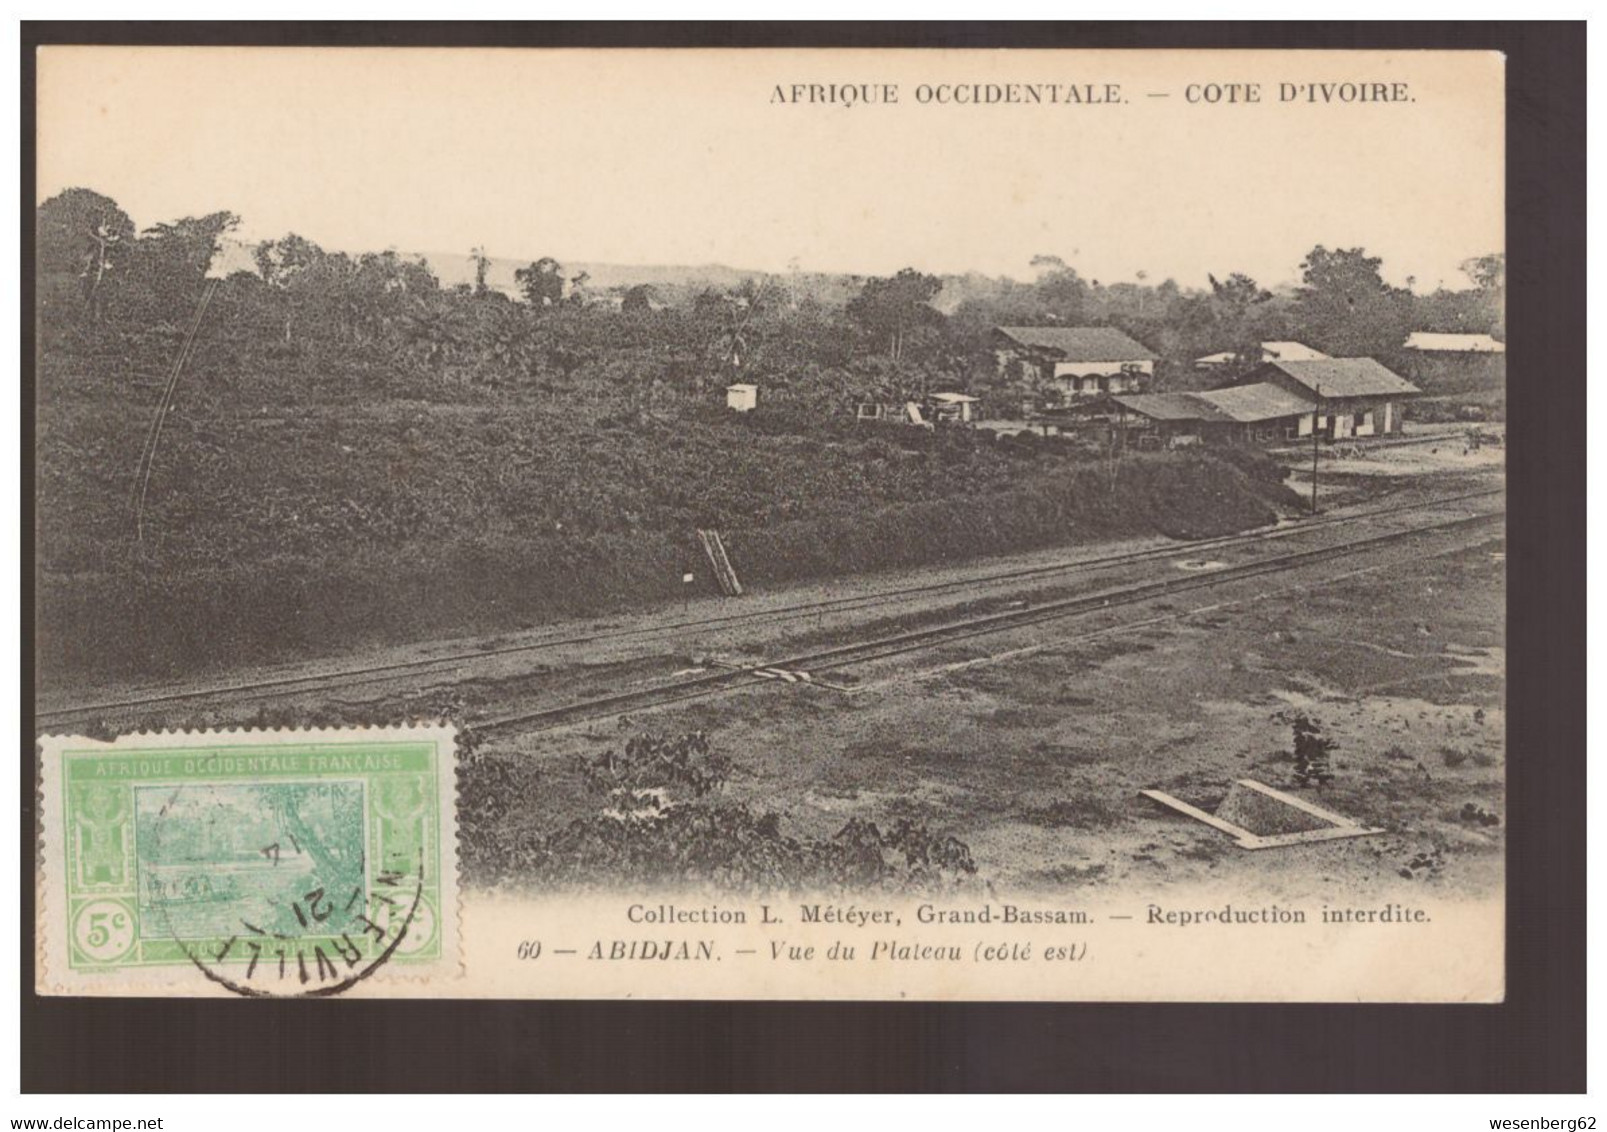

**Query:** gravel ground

left=471, top=514, right=1505, bottom=899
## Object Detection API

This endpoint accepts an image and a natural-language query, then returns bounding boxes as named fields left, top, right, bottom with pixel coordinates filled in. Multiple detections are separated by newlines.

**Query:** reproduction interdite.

left=34, top=45, right=1505, bottom=1000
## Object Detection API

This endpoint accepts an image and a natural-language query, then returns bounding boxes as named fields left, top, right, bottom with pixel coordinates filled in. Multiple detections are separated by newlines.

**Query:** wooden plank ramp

left=696, top=529, right=743, bottom=596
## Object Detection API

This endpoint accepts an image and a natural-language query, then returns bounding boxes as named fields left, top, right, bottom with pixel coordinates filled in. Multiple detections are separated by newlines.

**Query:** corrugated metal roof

left=1110, top=393, right=1235, bottom=424
left=1260, top=341, right=1328, bottom=361
left=1193, top=383, right=1314, bottom=422
left=996, top=326, right=1159, bottom=362
left=1195, top=341, right=1328, bottom=365
left=1257, top=358, right=1420, bottom=399
left=1113, top=383, right=1312, bottom=425
left=1403, top=332, right=1506, bottom=353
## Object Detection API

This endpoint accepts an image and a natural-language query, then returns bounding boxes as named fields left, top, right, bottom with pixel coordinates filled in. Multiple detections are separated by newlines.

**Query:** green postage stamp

left=37, top=724, right=459, bottom=996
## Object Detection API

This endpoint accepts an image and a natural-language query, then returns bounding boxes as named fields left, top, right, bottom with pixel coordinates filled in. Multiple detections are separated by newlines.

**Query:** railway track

left=480, top=507, right=1504, bottom=734
left=37, top=487, right=1502, bottom=730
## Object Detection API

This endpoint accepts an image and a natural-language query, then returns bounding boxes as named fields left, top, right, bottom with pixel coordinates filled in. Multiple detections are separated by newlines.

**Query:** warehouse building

left=1112, top=383, right=1316, bottom=447
left=1242, top=357, right=1420, bottom=440
left=1109, top=357, right=1419, bottom=446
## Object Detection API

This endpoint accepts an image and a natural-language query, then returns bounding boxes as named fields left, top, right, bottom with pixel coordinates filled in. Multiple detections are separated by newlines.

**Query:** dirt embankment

left=37, top=400, right=1297, bottom=681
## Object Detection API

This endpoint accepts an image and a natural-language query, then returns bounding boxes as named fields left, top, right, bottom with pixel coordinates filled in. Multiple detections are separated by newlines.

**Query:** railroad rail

left=479, top=507, right=1503, bottom=734
left=36, top=487, right=1502, bottom=730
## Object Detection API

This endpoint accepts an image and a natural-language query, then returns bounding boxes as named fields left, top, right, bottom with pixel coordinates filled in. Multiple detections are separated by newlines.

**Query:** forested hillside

left=34, top=188, right=1504, bottom=679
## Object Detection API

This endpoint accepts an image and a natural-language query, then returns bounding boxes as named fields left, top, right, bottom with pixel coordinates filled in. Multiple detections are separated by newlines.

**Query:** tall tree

left=1461, top=252, right=1505, bottom=293
left=1205, top=271, right=1275, bottom=376
left=347, top=250, right=438, bottom=345
left=1461, top=252, right=1506, bottom=338
left=254, top=232, right=328, bottom=343
left=37, top=188, right=136, bottom=321
left=846, top=268, right=943, bottom=363
left=1294, top=245, right=1409, bottom=357
left=567, top=269, right=591, bottom=307
left=470, top=245, right=492, bottom=296
left=128, top=211, right=240, bottom=322
left=621, top=284, right=658, bottom=315
left=1034, top=258, right=1089, bottom=323
left=515, top=257, right=564, bottom=308
left=1208, top=271, right=1272, bottom=312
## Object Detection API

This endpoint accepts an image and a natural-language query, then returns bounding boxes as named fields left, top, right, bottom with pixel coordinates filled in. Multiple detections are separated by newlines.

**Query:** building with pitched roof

left=1193, top=340, right=1330, bottom=369
left=1242, top=357, right=1420, bottom=440
left=1391, top=333, right=1505, bottom=413
left=1107, top=357, right=1418, bottom=446
left=1112, top=382, right=1318, bottom=446
left=992, top=326, right=1159, bottom=400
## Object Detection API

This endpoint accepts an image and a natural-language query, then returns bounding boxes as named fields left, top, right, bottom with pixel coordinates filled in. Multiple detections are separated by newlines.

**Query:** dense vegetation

left=38, top=187, right=1505, bottom=409
left=461, top=730, right=978, bottom=892
left=34, top=188, right=1502, bottom=679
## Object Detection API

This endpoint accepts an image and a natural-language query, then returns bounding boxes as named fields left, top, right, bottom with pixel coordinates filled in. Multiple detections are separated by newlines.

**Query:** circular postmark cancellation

left=40, top=725, right=457, bottom=998
left=141, top=775, right=427, bottom=999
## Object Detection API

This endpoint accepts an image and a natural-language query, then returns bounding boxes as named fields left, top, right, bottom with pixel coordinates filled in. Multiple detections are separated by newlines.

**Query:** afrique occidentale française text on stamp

left=37, top=724, right=459, bottom=996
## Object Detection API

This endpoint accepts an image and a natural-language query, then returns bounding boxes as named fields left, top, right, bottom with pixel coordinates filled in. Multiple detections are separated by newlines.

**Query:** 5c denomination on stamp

left=37, top=724, right=459, bottom=997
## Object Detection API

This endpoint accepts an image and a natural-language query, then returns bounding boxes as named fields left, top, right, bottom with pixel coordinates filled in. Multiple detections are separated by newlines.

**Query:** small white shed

left=726, top=383, right=758, bottom=412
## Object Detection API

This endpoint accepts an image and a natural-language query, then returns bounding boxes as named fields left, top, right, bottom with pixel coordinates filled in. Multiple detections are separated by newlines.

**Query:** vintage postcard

left=34, top=46, right=1504, bottom=999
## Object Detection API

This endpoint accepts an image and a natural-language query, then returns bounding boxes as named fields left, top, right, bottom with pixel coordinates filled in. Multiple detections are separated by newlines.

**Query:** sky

left=37, top=47, right=1504, bottom=292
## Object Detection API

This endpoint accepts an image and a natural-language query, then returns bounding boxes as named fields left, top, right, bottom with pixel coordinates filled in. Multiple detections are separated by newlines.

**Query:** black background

left=20, top=21, right=1585, bottom=1094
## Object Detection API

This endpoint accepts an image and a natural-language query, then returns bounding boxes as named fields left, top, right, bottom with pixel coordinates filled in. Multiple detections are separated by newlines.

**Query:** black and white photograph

left=26, top=42, right=1521, bottom=1005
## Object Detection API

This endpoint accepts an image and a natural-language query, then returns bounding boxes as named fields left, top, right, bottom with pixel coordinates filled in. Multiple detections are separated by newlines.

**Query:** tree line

left=37, top=187, right=1505, bottom=410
